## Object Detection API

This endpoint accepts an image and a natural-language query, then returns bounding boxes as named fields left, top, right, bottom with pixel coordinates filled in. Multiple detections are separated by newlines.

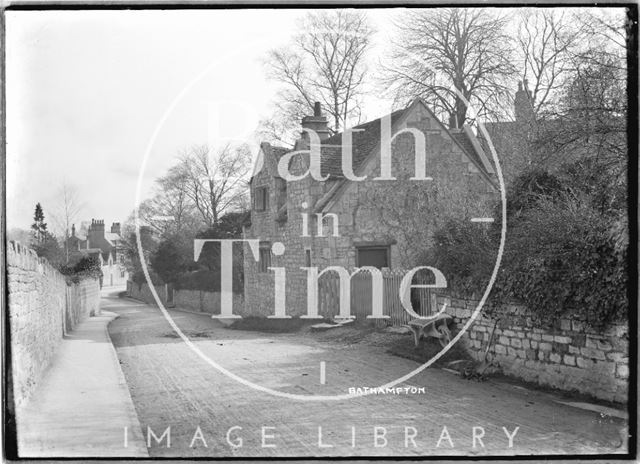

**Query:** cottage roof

left=104, top=232, right=121, bottom=245
left=313, top=99, right=498, bottom=212
left=254, top=98, right=498, bottom=216
left=318, top=110, right=405, bottom=178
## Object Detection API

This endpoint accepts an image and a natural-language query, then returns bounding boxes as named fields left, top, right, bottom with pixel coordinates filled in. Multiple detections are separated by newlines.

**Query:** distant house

left=243, top=98, right=498, bottom=318
left=66, top=219, right=128, bottom=287
left=480, top=80, right=543, bottom=183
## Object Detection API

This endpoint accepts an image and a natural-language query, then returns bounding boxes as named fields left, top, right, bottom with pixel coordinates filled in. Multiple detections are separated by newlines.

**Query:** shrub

left=60, top=256, right=103, bottom=284
left=426, top=168, right=628, bottom=329
left=491, top=197, right=627, bottom=328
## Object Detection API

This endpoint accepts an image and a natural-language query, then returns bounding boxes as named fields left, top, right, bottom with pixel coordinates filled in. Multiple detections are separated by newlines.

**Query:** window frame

left=258, top=242, right=272, bottom=273
left=254, top=186, right=269, bottom=212
left=355, top=245, right=391, bottom=269
left=275, top=176, right=287, bottom=209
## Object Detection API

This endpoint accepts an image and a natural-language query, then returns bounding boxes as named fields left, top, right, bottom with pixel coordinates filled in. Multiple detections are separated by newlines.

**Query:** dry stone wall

left=7, top=241, right=101, bottom=407
left=438, top=293, right=629, bottom=404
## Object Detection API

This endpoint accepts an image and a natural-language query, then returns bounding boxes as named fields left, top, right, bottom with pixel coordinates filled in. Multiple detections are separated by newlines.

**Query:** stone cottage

left=243, top=98, right=498, bottom=318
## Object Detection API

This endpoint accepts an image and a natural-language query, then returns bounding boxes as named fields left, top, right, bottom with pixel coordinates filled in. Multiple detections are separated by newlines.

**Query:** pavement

left=15, top=287, right=148, bottom=458
left=107, top=293, right=629, bottom=458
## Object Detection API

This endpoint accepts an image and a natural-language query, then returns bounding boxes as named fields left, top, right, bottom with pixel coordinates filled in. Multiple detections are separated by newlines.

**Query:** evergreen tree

left=31, top=203, right=48, bottom=244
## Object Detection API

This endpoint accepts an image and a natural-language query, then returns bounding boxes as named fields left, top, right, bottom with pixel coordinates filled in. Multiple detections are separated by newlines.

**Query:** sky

left=5, top=7, right=624, bottom=234
left=6, top=8, right=399, bottom=232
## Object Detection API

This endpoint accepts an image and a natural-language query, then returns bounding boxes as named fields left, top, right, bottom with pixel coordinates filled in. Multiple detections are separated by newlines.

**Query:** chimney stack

left=300, top=102, right=331, bottom=144
left=514, top=80, right=534, bottom=123
left=448, top=113, right=459, bottom=130
left=110, top=222, right=121, bottom=235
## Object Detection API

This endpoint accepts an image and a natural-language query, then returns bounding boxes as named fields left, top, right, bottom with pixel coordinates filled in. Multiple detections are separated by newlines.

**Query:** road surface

left=105, top=290, right=628, bottom=458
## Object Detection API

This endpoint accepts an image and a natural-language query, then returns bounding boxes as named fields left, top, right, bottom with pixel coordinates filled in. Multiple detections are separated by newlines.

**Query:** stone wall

left=438, top=293, right=629, bottom=404
left=7, top=241, right=101, bottom=407
left=126, top=281, right=245, bottom=316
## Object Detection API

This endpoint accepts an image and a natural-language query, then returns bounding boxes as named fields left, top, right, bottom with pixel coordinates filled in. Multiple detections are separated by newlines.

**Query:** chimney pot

left=314, top=102, right=322, bottom=117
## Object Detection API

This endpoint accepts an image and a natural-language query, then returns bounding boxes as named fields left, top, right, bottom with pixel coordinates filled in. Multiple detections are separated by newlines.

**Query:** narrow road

left=105, top=291, right=628, bottom=457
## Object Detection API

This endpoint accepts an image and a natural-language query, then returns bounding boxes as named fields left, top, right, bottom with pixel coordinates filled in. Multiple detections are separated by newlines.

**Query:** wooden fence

left=317, top=269, right=436, bottom=326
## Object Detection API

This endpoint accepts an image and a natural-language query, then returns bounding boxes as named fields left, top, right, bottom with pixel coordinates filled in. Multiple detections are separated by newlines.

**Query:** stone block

left=560, top=319, right=571, bottom=331
left=568, top=345, right=580, bottom=355
left=576, top=357, right=594, bottom=369
left=539, top=342, right=552, bottom=352
left=596, top=340, right=612, bottom=351
left=585, top=337, right=598, bottom=349
left=594, top=361, right=616, bottom=376
left=606, top=352, right=628, bottom=363
left=616, top=364, right=629, bottom=380
left=549, top=353, right=561, bottom=363
left=541, top=334, right=554, bottom=342
left=563, top=355, right=576, bottom=366
left=580, top=347, right=606, bottom=361
left=554, top=335, right=571, bottom=344
left=530, top=333, right=541, bottom=341
left=611, top=338, right=628, bottom=353
left=498, top=336, right=510, bottom=345
left=522, top=339, right=530, bottom=349
left=494, top=344, right=506, bottom=355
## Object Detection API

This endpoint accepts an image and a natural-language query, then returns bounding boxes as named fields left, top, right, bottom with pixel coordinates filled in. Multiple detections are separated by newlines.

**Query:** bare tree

left=176, top=144, right=252, bottom=228
left=385, top=8, right=516, bottom=126
left=261, top=10, right=373, bottom=143
left=516, top=9, right=580, bottom=115
left=137, top=167, right=204, bottom=237
left=51, top=182, right=84, bottom=263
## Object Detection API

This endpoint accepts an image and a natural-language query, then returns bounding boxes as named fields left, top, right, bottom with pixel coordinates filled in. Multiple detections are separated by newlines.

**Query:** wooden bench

left=403, top=314, right=453, bottom=348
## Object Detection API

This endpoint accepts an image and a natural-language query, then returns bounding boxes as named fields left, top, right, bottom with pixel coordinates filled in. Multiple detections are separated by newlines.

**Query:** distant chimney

left=300, top=102, right=331, bottom=143
left=71, top=224, right=76, bottom=237
left=91, top=218, right=105, bottom=230
left=110, top=222, right=121, bottom=235
left=515, top=80, right=534, bottom=122
left=88, top=219, right=105, bottom=249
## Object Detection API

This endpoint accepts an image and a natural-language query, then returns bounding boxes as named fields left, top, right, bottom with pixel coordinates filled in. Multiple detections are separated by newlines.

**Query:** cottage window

left=259, top=243, right=272, bottom=273
left=356, top=246, right=390, bottom=269
left=305, top=249, right=312, bottom=267
left=255, top=186, right=269, bottom=212
left=275, top=177, right=287, bottom=209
